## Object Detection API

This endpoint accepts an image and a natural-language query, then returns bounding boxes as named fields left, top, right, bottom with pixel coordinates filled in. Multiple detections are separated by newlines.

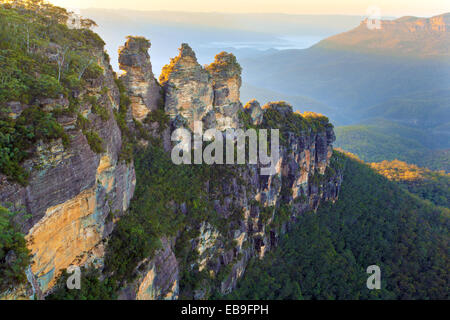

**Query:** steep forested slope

left=0, top=1, right=138, bottom=298
left=0, top=2, right=109, bottom=184
left=335, top=119, right=450, bottom=172
left=370, top=160, right=450, bottom=208
left=1, top=2, right=448, bottom=301
left=226, top=152, right=449, bottom=300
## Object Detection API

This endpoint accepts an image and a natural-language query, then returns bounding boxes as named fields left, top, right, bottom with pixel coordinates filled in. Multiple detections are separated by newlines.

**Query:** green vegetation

left=205, top=51, right=242, bottom=75
left=0, top=1, right=108, bottom=183
left=0, top=1, right=104, bottom=104
left=0, top=206, right=30, bottom=293
left=370, top=160, right=450, bottom=208
left=360, top=90, right=450, bottom=133
left=104, top=145, right=242, bottom=291
left=47, top=267, right=117, bottom=300
left=113, top=78, right=134, bottom=163
left=0, top=106, right=69, bottom=184
left=126, top=36, right=150, bottom=53
left=335, top=119, right=450, bottom=173
left=261, top=103, right=332, bottom=146
left=89, top=95, right=110, bottom=121
left=226, top=152, right=449, bottom=300
left=83, top=130, right=105, bottom=154
left=4, top=1, right=448, bottom=302
left=144, top=105, right=169, bottom=134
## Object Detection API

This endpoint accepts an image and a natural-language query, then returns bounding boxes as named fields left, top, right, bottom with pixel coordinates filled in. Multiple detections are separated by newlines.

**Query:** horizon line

left=75, top=7, right=450, bottom=19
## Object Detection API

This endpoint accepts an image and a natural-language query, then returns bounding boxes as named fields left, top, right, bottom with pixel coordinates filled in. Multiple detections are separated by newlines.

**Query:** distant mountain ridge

left=314, top=13, right=450, bottom=58
left=239, top=12, right=450, bottom=172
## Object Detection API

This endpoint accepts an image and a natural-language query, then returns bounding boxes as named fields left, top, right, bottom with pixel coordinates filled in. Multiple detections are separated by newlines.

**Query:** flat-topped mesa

left=160, top=44, right=243, bottom=131
left=379, top=13, right=449, bottom=32
left=119, top=36, right=161, bottom=122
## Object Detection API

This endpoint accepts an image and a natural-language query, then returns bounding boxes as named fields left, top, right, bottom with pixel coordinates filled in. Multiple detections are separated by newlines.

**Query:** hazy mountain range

left=78, top=9, right=450, bottom=171
left=81, top=9, right=365, bottom=73
left=239, top=13, right=450, bottom=171
left=315, top=13, right=450, bottom=58
left=1, top=3, right=448, bottom=301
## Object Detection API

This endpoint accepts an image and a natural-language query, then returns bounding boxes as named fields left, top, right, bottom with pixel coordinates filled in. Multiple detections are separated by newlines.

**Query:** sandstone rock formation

left=0, top=34, right=341, bottom=301
left=160, top=44, right=243, bottom=131
left=0, top=39, right=136, bottom=297
left=243, top=99, right=263, bottom=125
left=206, top=52, right=243, bottom=130
left=128, top=95, right=341, bottom=298
left=186, top=102, right=341, bottom=297
left=119, top=36, right=162, bottom=122
left=118, top=238, right=179, bottom=300
left=160, top=43, right=214, bottom=129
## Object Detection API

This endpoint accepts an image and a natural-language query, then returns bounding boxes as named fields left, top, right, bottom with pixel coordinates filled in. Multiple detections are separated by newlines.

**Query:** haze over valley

left=82, top=9, right=450, bottom=171
left=0, top=1, right=448, bottom=302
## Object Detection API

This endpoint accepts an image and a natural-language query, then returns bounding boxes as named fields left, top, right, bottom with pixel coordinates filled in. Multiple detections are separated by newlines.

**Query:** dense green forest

left=2, top=1, right=448, bottom=301
left=49, top=103, right=334, bottom=300
left=48, top=143, right=249, bottom=300
left=225, top=152, right=449, bottom=300
left=370, top=160, right=450, bottom=208
left=0, top=205, right=30, bottom=293
left=335, top=120, right=450, bottom=173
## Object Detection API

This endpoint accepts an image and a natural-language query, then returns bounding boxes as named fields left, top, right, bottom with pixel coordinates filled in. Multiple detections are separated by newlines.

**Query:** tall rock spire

left=118, top=36, right=162, bottom=122
left=160, top=43, right=214, bottom=129
left=206, top=52, right=243, bottom=130
left=160, top=44, right=243, bottom=131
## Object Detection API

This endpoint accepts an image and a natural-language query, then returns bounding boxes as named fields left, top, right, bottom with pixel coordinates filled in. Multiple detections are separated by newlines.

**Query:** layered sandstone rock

left=0, top=40, right=136, bottom=297
left=206, top=52, right=243, bottom=131
left=206, top=52, right=242, bottom=107
left=125, top=45, right=343, bottom=299
left=1, top=33, right=341, bottom=301
left=132, top=99, right=342, bottom=298
left=160, top=43, right=214, bottom=129
left=119, top=36, right=162, bottom=121
left=160, top=44, right=243, bottom=130
left=118, top=238, right=179, bottom=300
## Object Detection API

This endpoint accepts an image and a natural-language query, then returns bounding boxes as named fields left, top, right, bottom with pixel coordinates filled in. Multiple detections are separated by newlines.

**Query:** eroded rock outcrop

left=206, top=52, right=243, bottom=130
left=244, top=99, right=263, bottom=125
left=160, top=44, right=214, bottom=129
left=160, top=44, right=243, bottom=131
left=125, top=46, right=343, bottom=299
left=1, top=33, right=341, bottom=301
left=119, top=36, right=162, bottom=122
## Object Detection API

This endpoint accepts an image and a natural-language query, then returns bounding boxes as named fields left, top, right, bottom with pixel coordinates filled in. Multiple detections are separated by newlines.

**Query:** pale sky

left=50, top=0, right=449, bottom=17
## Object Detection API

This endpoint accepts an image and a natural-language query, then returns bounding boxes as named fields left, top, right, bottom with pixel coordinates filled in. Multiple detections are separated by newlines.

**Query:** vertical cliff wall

left=118, top=42, right=343, bottom=299
left=1, top=28, right=341, bottom=300
left=0, top=37, right=136, bottom=298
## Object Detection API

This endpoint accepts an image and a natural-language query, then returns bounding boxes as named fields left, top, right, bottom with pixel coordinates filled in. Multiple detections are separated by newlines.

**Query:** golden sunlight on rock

left=25, top=187, right=100, bottom=292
